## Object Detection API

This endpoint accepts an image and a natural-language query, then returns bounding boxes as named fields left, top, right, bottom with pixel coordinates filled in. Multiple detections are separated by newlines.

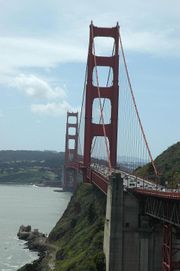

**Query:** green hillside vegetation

left=135, top=142, right=180, bottom=187
left=0, top=150, right=64, bottom=185
left=0, top=150, right=62, bottom=162
left=18, top=184, right=106, bottom=271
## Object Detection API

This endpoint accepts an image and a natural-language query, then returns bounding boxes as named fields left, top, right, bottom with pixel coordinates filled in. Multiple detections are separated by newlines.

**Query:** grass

left=0, top=167, right=58, bottom=184
left=35, top=183, right=107, bottom=271
left=135, top=141, right=180, bottom=187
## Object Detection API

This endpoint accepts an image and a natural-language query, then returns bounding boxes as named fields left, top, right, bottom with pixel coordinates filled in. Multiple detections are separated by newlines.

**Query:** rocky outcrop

left=17, top=184, right=106, bottom=271
left=17, top=225, right=47, bottom=253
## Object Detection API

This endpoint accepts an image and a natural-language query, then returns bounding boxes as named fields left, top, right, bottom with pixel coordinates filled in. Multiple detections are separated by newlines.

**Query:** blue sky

left=0, top=0, right=179, bottom=158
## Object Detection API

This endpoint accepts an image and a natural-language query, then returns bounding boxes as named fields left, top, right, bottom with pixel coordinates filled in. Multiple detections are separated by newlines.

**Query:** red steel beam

left=64, top=112, right=78, bottom=191
left=162, top=223, right=172, bottom=271
left=135, top=188, right=180, bottom=200
left=83, top=22, right=119, bottom=174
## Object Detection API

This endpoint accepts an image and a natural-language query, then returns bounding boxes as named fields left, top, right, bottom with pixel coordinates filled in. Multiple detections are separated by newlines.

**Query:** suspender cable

left=119, top=30, right=158, bottom=177
left=78, top=62, right=88, bottom=160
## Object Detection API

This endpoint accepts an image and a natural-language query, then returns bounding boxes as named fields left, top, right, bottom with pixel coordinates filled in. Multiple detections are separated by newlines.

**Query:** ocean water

left=0, top=184, right=71, bottom=271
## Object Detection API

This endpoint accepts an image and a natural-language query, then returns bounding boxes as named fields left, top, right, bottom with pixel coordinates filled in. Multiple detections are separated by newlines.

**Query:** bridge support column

left=162, top=223, right=172, bottom=271
left=139, top=216, right=161, bottom=271
left=104, top=173, right=163, bottom=271
left=104, top=173, right=124, bottom=271
left=173, top=228, right=180, bottom=270
left=139, top=222, right=151, bottom=271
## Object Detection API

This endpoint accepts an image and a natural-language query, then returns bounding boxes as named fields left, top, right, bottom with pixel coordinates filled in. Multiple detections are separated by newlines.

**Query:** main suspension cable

left=78, top=62, right=88, bottom=160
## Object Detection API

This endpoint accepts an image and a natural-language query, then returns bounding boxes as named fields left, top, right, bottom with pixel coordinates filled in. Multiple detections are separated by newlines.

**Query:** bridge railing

left=90, top=163, right=180, bottom=196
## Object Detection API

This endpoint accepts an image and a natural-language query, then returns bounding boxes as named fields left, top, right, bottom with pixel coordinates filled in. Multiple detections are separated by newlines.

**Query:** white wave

left=12, top=236, right=18, bottom=240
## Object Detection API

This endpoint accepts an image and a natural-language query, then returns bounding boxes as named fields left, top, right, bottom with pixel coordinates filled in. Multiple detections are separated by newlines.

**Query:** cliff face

left=18, top=184, right=106, bottom=271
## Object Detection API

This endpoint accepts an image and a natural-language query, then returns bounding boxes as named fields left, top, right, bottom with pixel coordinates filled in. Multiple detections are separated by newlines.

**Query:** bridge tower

left=83, top=22, right=119, bottom=174
left=63, top=112, right=78, bottom=191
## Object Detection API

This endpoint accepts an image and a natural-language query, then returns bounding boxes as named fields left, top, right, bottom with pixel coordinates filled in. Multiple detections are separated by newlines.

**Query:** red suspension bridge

left=64, top=22, right=180, bottom=271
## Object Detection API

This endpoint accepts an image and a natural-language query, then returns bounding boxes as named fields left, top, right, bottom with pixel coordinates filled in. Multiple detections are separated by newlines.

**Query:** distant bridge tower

left=63, top=112, right=78, bottom=191
left=83, top=22, right=119, bottom=174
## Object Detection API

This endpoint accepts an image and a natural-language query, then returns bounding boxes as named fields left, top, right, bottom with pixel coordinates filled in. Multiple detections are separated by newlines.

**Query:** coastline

left=0, top=184, right=71, bottom=271
left=17, top=184, right=106, bottom=271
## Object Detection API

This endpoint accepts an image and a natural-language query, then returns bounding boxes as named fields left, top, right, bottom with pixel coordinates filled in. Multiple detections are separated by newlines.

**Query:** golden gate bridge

left=63, top=22, right=180, bottom=271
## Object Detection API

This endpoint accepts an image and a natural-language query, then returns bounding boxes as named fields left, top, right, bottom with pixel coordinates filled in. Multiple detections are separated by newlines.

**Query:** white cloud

left=12, top=74, right=66, bottom=100
left=121, top=29, right=180, bottom=57
left=31, top=102, right=79, bottom=116
left=0, top=36, right=86, bottom=68
left=0, top=0, right=179, bottom=85
left=0, top=36, right=87, bottom=84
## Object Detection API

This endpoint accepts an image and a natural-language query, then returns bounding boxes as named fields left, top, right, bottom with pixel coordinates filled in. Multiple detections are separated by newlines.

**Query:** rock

left=17, top=225, right=47, bottom=253
left=17, top=225, right=32, bottom=240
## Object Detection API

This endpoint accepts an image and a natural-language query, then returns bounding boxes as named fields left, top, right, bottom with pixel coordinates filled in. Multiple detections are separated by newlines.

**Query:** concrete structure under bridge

left=104, top=173, right=180, bottom=271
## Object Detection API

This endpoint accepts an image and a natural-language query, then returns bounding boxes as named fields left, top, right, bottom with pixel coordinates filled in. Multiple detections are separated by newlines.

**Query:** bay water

left=0, top=184, right=71, bottom=271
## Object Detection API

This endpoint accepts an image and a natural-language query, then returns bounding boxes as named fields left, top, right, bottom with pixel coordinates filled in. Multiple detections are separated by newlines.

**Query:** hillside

left=18, top=184, right=106, bottom=271
left=135, top=142, right=180, bottom=186
left=0, top=150, right=64, bottom=186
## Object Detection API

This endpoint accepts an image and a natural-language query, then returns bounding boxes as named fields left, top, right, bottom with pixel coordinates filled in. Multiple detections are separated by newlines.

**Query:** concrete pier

left=103, top=173, right=163, bottom=271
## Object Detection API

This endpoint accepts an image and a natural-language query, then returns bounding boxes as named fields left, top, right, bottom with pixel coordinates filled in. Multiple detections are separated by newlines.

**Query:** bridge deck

left=78, top=163, right=180, bottom=200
